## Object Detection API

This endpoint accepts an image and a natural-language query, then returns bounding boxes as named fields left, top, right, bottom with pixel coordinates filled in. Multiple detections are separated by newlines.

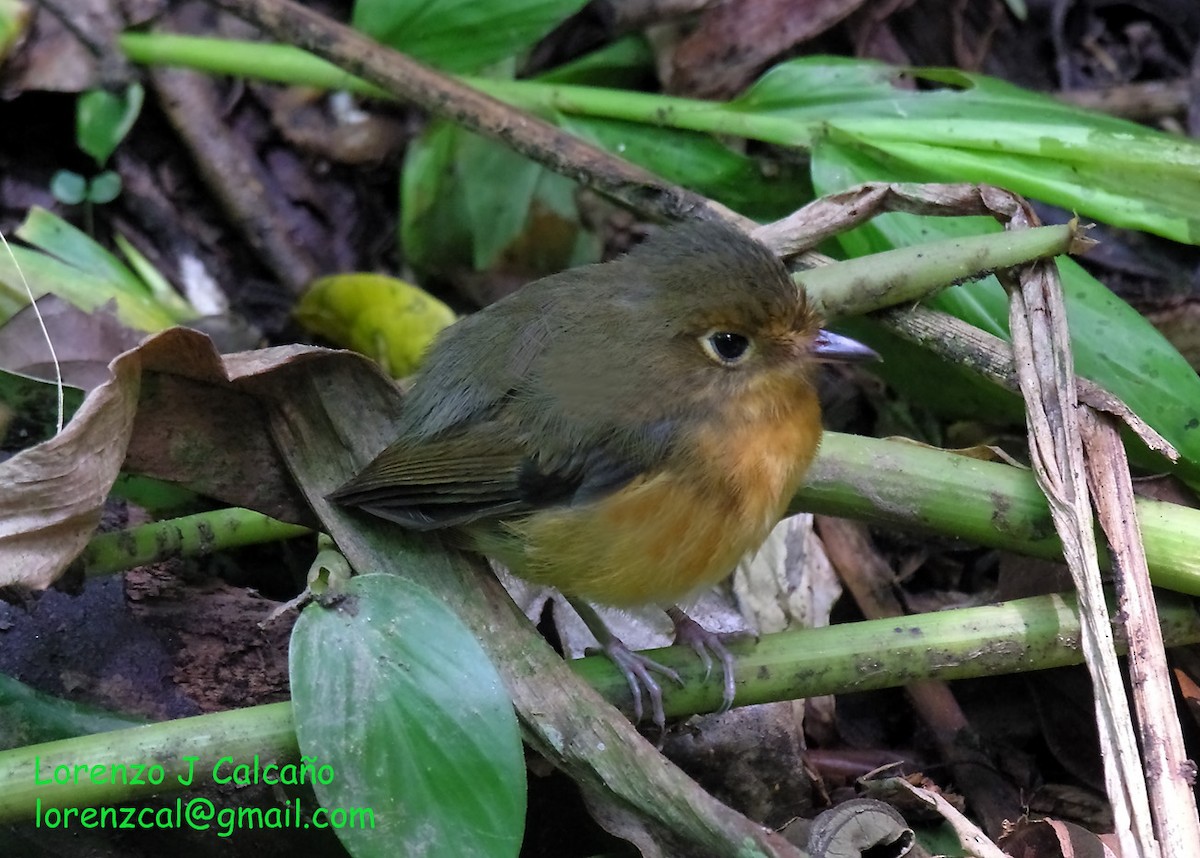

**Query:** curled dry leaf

left=0, top=328, right=371, bottom=593
left=0, top=333, right=141, bottom=592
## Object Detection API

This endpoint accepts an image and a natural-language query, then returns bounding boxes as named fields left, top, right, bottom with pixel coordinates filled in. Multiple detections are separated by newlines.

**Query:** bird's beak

left=810, top=330, right=879, bottom=363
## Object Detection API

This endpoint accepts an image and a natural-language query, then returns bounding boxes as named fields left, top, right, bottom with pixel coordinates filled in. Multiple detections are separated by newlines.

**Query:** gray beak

left=811, top=329, right=879, bottom=363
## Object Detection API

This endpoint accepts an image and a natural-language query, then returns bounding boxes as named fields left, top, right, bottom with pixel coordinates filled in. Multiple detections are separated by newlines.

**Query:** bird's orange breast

left=473, top=377, right=823, bottom=607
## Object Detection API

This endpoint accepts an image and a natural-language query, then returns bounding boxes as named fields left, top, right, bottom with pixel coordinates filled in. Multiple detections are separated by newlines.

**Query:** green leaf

left=109, top=474, right=207, bottom=518
left=812, top=139, right=1200, bottom=486
left=0, top=207, right=191, bottom=331
left=0, top=279, right=24, bottom=323
left=0, top=0, right=32, bottom=63
left=401, top=121, right=598, bottom=278
left=86, top=171, right=122, bottom=204
left=18, top=206, right=146, bottom=295
left=77, top=83, right=144, bottom=167
left=49, top=170, right=87, bottom=205
left=559, top=115, right=812, bottom=223
left=400, top=120, right=473, bottom=274
left=116, top=39, right=1200, bottom=242
left=730, top=57, right=1200, bottom=243
left=113, top=233, right=199, bottom=322
left=290, top=573, right=525, bottom=858
left=352, top=0, right=587, bottom=73
left=295, top=273, right=456, bottom=378
left=535, top=34, right=654, bottom=88
left=0, top=673, right=145, bottom=748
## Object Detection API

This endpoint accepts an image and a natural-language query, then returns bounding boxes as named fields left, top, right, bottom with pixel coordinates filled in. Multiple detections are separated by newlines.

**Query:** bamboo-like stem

left=74, top=508, right=311, bottom=577
left=796, top=433, right=1200, bottom=595
left=2, top=590, right=1198, bottom=824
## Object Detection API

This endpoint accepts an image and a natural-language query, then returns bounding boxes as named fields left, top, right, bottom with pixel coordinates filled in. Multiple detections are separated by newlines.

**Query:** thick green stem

left=800, top=225, right=1076, bottom=317
left=2, top=591, right=1197, bottom=821
left=74, top=508, right=311, bottom=577
left=799, top=433, right=1200, bottom=595
left=79, top=431, right=1200, bottom=593
left=0, top=703, right=295, bottom=823
left=573, top=591, right=1200, bottom=718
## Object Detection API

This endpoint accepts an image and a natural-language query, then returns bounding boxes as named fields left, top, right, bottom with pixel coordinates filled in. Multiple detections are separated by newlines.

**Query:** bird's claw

left=667, top=607, right=738, bottom=714
left=596, top=637, right=683, bottom=729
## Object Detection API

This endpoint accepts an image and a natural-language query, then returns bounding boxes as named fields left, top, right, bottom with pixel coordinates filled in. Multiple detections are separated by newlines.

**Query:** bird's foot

left=666, top=606, right=738, bottom=713
left=595, top=635, right=682, bottom=729
left=569, top=598, right=683, bottom=729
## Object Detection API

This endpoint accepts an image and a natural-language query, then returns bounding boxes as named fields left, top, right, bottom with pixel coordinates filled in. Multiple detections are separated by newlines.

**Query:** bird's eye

left=701, top=331, right=752, bottom=366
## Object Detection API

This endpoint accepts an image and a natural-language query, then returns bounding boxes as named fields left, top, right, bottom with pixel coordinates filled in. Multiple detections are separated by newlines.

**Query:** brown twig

left=149, top=63, right=318, bottom=295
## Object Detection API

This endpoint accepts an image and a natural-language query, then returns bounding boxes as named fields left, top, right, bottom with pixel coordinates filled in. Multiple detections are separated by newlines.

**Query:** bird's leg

left=568, top=598, right=682, bottom=729
left=666, top=606, right=737, bottom=714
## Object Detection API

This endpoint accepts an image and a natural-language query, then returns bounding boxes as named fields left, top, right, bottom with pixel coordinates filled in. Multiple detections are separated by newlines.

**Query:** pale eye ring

left=701, top=330, right=752, bottom=366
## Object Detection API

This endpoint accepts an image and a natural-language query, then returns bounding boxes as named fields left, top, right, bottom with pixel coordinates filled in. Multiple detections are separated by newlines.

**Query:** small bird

left=331, top=221, right=875, bottom=725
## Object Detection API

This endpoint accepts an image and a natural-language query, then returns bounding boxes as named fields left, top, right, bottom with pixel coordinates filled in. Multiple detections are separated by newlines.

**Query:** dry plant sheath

left=999, top=226, right=1164, bottom=856
left=1079, top=408, right=1200, bottom=853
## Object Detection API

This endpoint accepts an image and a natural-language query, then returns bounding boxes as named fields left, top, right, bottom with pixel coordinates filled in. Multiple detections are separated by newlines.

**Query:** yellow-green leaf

left=295, top=273, right=456, bottom=378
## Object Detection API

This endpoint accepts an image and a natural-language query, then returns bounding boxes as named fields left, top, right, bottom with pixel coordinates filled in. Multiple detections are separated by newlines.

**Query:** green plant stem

left=801, top=433, right=1200, bottom=595
left=74, top=508, right=312, bottom=577
left=0, top=702, right=295, bottom=823
left=119, top=35, right=393, bottom=100
left=2, top=590, right=1196, bottom=822
left=117, top=35, right=815, bottom=144
left=800, top=224, right=1076, bottom=317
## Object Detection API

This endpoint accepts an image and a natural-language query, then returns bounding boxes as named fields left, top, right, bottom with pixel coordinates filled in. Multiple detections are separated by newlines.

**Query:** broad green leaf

left=290, top=573, right=525, bottom=858
left=730, top=57, right=1200, bottom=243
left=559, top=115, right=812, bottom=223
left=0, top=673, right=144, bottom=748
left=401, top=121, right=598, bottom=279
left=535, top=34, right=654, bottom=88
left=352, top=0, right=586, bottom=73
left=109, top=473, right=206, bottom=518
left=117, top=39, right=1200, bottom=242
left=813, top=139, right=1200, bottom=485
left=458, top=129, right=573, bottom=269
left=295, top=273, right=456, bottom=378
left=400, top=120, right=473, bottom=274
left=733, top=58, right=1137, bottom=129
left=77, top=83, right=144, bottom=167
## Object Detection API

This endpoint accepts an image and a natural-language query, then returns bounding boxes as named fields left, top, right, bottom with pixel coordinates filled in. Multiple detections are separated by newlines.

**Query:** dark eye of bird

left=707, top=331, right=750, bottom=364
